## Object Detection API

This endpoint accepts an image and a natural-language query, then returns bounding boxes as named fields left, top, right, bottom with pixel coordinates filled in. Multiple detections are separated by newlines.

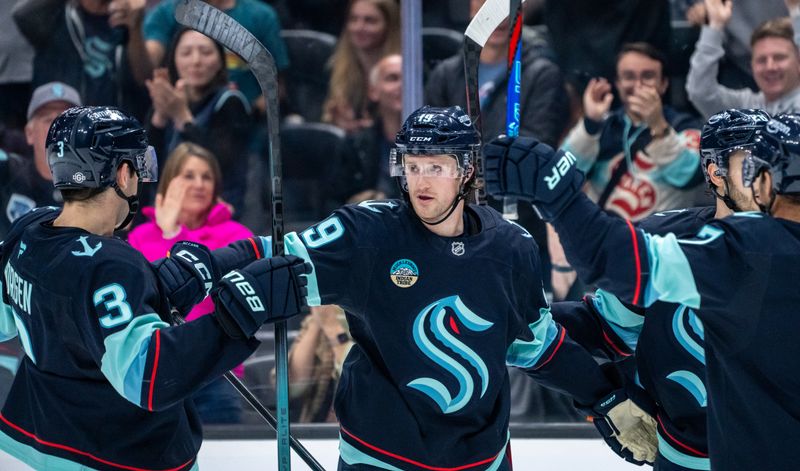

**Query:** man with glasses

left=561, top=42, right=704, bottom=222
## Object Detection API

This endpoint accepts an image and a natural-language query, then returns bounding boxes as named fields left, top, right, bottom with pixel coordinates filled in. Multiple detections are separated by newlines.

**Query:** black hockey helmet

left=700, top=108, right=771, bottom=182
left=47, top=106, right=157, bottom=190
left=391, top=105, right=480, bottom=185
left=743, top=113, right=800, bottom=195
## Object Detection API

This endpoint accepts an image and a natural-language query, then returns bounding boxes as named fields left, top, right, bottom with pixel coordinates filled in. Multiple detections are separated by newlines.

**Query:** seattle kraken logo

left=407, top=295, right=493, bottom=414
left=72, top=236, right=102, bottom=257
left=667, top=305, right=707, bottom=407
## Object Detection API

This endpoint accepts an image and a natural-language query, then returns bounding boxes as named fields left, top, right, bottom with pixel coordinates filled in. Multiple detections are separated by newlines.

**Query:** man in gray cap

left=0, top=81, right=82, bottom=239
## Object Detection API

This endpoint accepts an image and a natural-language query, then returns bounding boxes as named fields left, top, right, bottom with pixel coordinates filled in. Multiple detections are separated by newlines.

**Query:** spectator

left=127, top=142, right=253, bottom=424
left=144, top=0, right=289, bottom=114
left=333, top=54, right=403, bottom=204
left=145, top=28, right=252, bottom=213
left=281, top=305, right=353, bottom=423
left=426, top=0, right=570, bottom=148
left=562, top=42, right=703, bottom=222
left=12, top=0, right=152, bottom=120
left=686, top=0, right=800, bottom=118
left=286, top=0, right=349, bottom=36
left=322, top=0, right=400, bottom=134
left=0, top=82, right=82, bottom=239
left=683, top=0, right=787, bottom=90
left=0, top=0, right=34, bottom=131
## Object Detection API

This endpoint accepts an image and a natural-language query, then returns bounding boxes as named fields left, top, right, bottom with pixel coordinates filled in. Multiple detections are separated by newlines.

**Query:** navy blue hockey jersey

left=0, top=207, right=258, bottom=471
left=553, top=206, right=714, bottom=471
left=285, top=200, right=613, bottom=471
left=552, top=193, right=800, bottom=471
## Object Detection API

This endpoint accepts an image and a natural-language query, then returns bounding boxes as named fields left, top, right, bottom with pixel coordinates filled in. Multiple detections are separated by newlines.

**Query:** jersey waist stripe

left=657, top=414, right=707, bottom=457
left=340, top=426, right=505, bottom=471
left=0, top=412, right=195, bottom=471
left=657, top=434, right=710, bottom=470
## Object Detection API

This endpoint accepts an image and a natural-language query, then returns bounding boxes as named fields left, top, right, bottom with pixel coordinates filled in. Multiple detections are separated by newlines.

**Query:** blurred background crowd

left=2, top=0, right=800, bottom=428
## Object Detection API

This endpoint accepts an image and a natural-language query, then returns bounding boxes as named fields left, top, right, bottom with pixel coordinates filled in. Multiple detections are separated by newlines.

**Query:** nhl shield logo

left=451, top=241, right=465, bottom=256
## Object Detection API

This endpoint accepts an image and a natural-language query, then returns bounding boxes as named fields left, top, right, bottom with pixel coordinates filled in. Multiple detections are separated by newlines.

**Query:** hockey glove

left=154, top=241, right=218, bottom=315
left=589, top=383, right=658, bottom=466
left=213, top=256, right=311, bottom=339
left=484, top=136, right=584, bottom=220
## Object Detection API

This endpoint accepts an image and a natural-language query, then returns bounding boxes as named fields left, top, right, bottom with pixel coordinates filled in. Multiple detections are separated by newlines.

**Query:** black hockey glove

left=484, top=136, right=584, bottom=221
left=577, top=366, right=658, bottom=466
left=154, top=241, right=218, bottom=315
left=213, top=256, right=311, bottom=339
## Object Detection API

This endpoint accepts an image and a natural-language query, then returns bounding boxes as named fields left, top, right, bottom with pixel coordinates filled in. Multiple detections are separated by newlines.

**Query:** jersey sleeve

left=552, top=192, right=740, bottom=314
left=550, top=294, right=637, bottom=360
left=283, top=206, right=378, bottom=312
left=84, top=256, right=257, bottom=411
left=504, top=240, right=616, bottom=406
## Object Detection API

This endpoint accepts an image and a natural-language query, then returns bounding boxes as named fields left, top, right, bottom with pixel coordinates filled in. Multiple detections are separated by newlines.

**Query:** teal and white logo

left=390, top=258, right=419, bottom=288
left=408, top=295, right=493, bottom=414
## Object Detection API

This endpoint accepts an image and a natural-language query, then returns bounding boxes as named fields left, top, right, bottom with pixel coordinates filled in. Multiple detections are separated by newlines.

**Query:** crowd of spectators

left=3, top=0, right=800, bottom=428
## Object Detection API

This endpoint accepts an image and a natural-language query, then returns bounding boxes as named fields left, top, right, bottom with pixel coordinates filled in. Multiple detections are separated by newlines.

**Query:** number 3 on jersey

left=300, top=216, right=344, bottom=248
left=94, top=284, right=133, bottom=329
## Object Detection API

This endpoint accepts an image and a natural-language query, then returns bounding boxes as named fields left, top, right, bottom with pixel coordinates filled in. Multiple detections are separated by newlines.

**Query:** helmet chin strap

left=112, top=183, right=140, bottom=230
left=712, top=180, right=741, bottom=212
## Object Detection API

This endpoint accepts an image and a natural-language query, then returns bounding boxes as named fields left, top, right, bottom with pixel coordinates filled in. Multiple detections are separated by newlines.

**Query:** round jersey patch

left=390, top=259, right=419, bottom=288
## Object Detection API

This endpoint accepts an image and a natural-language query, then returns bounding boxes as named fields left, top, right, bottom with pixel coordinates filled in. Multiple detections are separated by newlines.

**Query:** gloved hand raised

left=154, top=241, right=217, bottom=315
left=484, top=136, right=584, bottom=220
left=213, top=256, right=311, bottom=339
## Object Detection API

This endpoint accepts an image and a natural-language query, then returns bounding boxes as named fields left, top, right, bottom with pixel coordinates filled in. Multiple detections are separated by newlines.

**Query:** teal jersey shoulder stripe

left=657, top=433, right=710, bottom=470
left=592, top=289, right=644, bottom=351
left=506, top=308, right=559, bottom=368
left=284, top=232, right=321, bottom=306
left=100, top=313, right=169, bottom=407
left=643, top=232, right=701, bottom=309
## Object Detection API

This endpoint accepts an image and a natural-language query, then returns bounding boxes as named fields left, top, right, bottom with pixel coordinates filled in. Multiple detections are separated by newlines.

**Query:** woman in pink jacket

left=128, top=142, right=253, bottom=423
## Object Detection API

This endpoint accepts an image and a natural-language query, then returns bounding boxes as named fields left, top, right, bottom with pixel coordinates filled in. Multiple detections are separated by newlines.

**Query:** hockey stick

left=502, top=0, right=523, bottom=220
left=171, top=316, right=324, bottom=471
left=173, top=2, right=296, bottom=470
left=463, top=0, right=527, bottom=205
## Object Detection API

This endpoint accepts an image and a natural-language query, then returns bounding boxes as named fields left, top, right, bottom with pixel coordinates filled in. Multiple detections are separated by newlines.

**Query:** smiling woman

left=144, top=27, right=252, bottom=213
left=127, top=142, right=254, bottom=424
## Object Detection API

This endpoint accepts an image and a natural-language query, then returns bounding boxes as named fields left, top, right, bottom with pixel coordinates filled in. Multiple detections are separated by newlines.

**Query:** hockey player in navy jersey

left=551, top=108, right=769, bottom=471
left=485, top=111, right=800, bottom=471
left=0, top=106, right=310, bottom=471
left=281, top=105, right=658, bottom=470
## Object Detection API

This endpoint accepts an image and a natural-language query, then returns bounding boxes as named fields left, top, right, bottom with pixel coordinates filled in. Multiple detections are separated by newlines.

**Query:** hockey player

left=282, top=105, right=658, bottom=470
left=551, top=108, right=769, bottom=471
left=0, top=106, right=310, bottom=471
left=484, top=112, right=800, bottom=471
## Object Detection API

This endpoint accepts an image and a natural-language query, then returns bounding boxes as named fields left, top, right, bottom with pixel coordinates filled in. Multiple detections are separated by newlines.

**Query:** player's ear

left=707, top=163, right=725, bottom=192
left=116, top=162, right=134, bottom=190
